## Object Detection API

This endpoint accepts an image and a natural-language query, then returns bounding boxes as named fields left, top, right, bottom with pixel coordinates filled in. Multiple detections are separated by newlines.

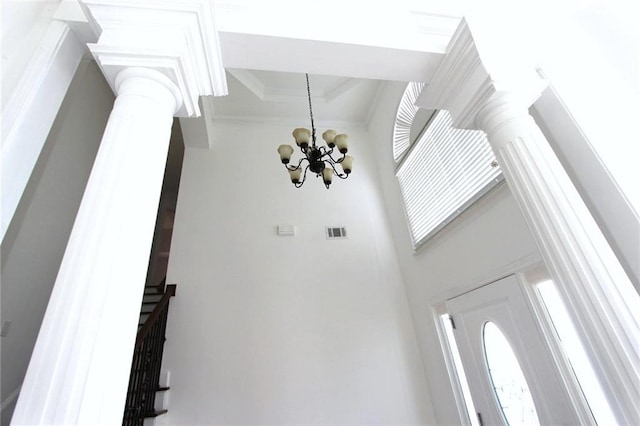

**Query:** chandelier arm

left=324, top=150, right=346, bottom=164
left=294, top=164, right=311, bottom=188
left=325, top=158, right=348, bottom=179
left=286, top=157, right=308, bottom=171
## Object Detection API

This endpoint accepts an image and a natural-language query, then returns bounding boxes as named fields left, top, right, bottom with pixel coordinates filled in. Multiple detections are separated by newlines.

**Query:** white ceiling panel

left=209, top=69, right=384, bottom=129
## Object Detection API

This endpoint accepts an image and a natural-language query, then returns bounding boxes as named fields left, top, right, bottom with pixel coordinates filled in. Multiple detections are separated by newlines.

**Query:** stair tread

left=144, top=409, right=168, bottom=418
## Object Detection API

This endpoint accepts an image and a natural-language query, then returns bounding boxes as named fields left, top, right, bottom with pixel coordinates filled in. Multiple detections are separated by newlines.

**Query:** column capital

left=81, top=0, right=228, bottom=117
left=115, top=67, right=183, bottom=115
left=416, top=16, right=547, bottom=130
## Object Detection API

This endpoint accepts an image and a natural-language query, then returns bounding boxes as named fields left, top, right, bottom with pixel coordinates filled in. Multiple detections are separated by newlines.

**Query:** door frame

left=434, top=268, right=595, bottom=425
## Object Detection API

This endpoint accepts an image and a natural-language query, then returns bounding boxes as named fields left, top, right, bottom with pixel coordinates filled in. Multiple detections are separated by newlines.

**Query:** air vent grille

left=326, top=226, right=347, bottom=239
left=277, top=225, right=295, bottom=236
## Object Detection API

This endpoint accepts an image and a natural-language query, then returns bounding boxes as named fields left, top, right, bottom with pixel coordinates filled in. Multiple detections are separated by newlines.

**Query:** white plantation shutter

left=393, top=82, right=425, bottom=162
left=396, top=110, right=503, bottom=248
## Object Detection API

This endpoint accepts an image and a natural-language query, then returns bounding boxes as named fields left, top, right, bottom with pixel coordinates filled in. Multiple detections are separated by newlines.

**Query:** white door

left=446, top=275, right=585, bottom=425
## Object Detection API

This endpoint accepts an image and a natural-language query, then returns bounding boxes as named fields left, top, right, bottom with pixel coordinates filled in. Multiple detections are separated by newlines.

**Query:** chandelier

left=277, top=73, right=354, bottom=189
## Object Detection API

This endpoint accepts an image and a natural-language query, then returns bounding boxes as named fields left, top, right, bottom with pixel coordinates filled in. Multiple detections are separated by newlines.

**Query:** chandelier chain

left=306, top=73, right=316, bottom=145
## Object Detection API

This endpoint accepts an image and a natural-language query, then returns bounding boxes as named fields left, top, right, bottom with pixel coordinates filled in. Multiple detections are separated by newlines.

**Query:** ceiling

left=208, top=69, right=386, bottom=129
left=55, top=0, right=463, bottom=130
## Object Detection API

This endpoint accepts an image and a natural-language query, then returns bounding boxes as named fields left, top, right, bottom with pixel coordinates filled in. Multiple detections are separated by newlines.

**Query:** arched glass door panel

left=445, top=275, right=584, bottom=425
left=483, top=321, right=539, bottom=425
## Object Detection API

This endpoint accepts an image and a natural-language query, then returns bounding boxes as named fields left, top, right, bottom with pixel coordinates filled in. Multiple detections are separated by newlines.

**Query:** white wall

left=367, top=82, right=541, bottom=424
left=1, top=0, right=85, bottom=239
left=0, top=60, right=114, bottom=425
left=1, top=0, right=59, bottom=105
left=162, top=118, right=434, bottom=424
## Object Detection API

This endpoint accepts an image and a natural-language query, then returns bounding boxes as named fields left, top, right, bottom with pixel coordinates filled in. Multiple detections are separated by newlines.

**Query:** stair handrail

left=136, top=284, right=176, bottom=348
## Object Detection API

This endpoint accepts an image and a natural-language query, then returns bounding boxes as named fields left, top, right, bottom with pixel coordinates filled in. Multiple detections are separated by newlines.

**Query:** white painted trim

left=209, top=114, right=368, bottom=131
left=1, top=20, right=84, bottom=239
left=227, top=69, right=266, bottom=100
left=427, top=250, right=542, bottom=306
left=431, top=303, right=474, bottom=426
left=228, top=69, right=365, bottom=105
left=530, top=82, right=640, bottom=292
left=518, top=271, right=596, bottom=425
left=323, top=78, right=361, bottom=102
left=416, top=18, right=546, bottom=130
left=81, top=0, right=228, bottom=118
left=2, top=25, right=68, bottom=139
left=180, top=98, right=215, bottom=150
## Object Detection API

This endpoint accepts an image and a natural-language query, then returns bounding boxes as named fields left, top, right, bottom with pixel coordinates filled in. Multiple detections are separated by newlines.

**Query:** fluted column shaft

left=12, top=68, right=182, bottom=426
left=476, top=97, right=640, bottom=425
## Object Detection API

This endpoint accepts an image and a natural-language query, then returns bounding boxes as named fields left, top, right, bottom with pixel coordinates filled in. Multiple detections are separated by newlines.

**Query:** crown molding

left=212, top=114, right=368, bottom=132
left=228, top=69, right=360, bottom=104
left=227, top=68, right=266, bottom=100
left=81, top=0, right=228, bottom=117
left=323, top=78, right=361, bottom=103
left=416, top=17, right=547, bottom=130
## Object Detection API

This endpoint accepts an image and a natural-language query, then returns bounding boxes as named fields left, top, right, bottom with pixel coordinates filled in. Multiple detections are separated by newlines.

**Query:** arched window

left=394, top=84, right=503, bottom=248
left=392, top=82, right=425, bottom=162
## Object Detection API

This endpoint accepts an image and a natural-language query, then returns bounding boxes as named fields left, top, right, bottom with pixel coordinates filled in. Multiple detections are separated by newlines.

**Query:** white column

left=475, top=97, right=640, bottom=425
left=12, top=67, right=181, bottom=426
left=418, top=17, right=640, bottom=424
left=12, top=1, right=227, bottom=424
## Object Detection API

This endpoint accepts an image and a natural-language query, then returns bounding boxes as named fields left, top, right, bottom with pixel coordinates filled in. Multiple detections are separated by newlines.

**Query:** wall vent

left=277, top=225, right=295, bottom=236
left=326, top=226, right=347, bottom=239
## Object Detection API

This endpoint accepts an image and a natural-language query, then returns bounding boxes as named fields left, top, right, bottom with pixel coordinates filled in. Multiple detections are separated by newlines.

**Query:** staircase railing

left=123, top=284, right=176, bottom=426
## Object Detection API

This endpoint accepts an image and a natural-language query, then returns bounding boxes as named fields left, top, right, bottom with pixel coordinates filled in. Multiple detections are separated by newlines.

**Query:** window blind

left=396, top=110, right=503, bottom=248
left=393, top=82, right=425, bottom=162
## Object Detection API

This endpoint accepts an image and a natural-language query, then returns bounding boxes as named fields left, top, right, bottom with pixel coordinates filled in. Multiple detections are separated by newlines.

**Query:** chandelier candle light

left=277, top=73, right=354, bottom=188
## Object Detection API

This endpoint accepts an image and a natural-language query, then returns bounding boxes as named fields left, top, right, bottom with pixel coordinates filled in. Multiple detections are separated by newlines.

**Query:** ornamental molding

left=81, top=0, right=228, bottom=117
left=416, top=17, right=546, bottom=130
